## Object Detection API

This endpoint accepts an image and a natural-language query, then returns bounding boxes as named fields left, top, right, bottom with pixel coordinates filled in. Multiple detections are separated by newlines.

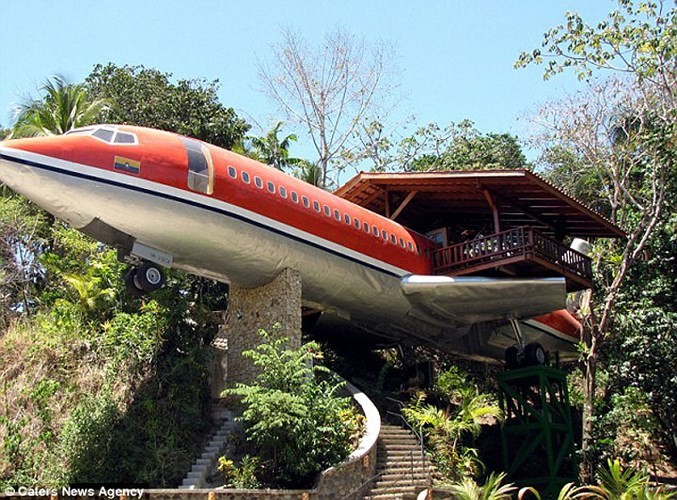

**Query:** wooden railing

left=431, top=226, right=592, bottom=284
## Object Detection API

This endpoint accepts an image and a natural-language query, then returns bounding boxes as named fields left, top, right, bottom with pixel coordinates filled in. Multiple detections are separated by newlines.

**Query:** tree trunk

left=580, top=330, right=598, bottom=483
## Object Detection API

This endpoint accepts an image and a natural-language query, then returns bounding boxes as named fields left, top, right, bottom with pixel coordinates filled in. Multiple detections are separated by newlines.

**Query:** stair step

left=365, top=422, right=433, bottom=498
left=379, top=436, right=422, bottom=444
left=378, top=471, right=430, bottom=480
left=180, top=405, right=238, bottom=489
left=378, top=454, right=426, bottom=460
left=368, top=485, right=420, bottom=496
left=379, top=431, right=417, bottom=437
left=380, top=444, right=422, bottom=450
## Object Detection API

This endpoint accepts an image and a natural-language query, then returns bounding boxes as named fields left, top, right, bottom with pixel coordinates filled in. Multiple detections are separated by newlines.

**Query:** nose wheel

left=125, top=261, right=166, bottom=295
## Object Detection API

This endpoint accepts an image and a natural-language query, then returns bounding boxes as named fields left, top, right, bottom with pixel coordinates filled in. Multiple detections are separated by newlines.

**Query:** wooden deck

left=431, top=226, right=593, bottom=292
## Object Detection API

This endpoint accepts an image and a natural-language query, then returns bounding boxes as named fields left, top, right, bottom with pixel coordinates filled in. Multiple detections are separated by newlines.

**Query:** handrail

left=339, top=397, right=431, bottom=499
left=385, top=397, right=427, bottom=468
left=431, top=226, right=592, bottom=284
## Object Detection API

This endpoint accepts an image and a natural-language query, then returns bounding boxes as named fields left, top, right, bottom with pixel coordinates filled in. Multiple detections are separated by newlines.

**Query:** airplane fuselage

left=0, top=125, right=581, bottom=362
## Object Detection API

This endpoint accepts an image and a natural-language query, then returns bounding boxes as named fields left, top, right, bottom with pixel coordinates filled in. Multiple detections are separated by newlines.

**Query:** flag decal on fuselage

left=114, top=156, right=141, bottom=175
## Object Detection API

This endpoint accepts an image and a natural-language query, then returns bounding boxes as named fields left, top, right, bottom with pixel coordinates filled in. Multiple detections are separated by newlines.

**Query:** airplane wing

left=400, top=275, right=567, bottom=326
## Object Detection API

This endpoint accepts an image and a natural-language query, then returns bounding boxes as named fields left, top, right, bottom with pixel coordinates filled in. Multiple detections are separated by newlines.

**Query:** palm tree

left=12, top=75, right=109, bottom=137
left=249, top=121, right=300, bottom=170
left=403, top=389, right=502, bottom=481
left=292, top=159, right=324, bottom=188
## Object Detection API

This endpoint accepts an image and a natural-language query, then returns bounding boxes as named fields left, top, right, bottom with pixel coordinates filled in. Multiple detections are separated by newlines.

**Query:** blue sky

left=0, top=1, right=614, bottom=163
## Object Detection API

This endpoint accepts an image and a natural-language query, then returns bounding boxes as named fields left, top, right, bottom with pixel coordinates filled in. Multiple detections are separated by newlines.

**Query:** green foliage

left=515, top=0, right=676, bottom=82
left=394, top=120, right=529, bottom=172
left=50, top=391, right=121, bottom=486
left=519, top=0, right=676, bottom=478
left=0, top=222, right=221, bottom=488
left=85, top=63, right=250, bottom=148
left=0, top=189, right=50, bottom=323
left=446, top=472, right=517, bottom=500
left=224, top=329, right=357, bottom=487
left=11, top=75, right=110, bottom=137
left=291, top=159, right=324, bottom=187
left=403, top=366, right=502, bottom=482
left=516, top=460, right=675, bottom=499
left=218, top=455, right=260, bottom=489
left=246, top=121, right=301, bottom=170
left=597, top=459, right=651, bottom=498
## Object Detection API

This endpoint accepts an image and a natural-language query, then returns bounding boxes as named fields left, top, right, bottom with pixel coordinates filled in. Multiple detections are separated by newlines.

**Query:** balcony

left=431, top=226, right=593, bottom=292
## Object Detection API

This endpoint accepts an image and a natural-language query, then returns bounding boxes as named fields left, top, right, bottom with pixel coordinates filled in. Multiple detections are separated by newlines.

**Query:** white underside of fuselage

left=0, top=147, right=415, bottom=327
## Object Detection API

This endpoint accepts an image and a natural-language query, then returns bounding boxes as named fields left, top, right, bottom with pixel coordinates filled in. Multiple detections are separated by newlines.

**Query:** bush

left=224, top=329, right=358, bottom=487
left=402, top=366, right=502, bottom=482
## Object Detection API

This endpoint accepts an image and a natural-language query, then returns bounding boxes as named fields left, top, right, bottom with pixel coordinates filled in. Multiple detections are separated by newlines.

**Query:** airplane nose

left=0, top=135, right=67, bottom=158
left=0, top=135, right=98, bottom=229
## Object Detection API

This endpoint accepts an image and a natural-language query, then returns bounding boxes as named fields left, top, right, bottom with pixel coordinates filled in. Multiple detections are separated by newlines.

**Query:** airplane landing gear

left=505, top=342, right=547, bottom=369
left=125, top=261, right=166, bottom=296
left=505, top=318, right=547, bottom=369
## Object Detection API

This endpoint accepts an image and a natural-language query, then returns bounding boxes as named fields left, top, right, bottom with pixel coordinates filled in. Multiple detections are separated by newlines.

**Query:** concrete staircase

left=179, top=405, right=236, bottom=489
left=364, top=424, right=432, bottom=499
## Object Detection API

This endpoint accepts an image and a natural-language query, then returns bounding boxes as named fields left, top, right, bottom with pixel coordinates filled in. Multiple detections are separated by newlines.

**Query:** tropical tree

left=248, top=121, right=301, bottom=170
left=347, top=120, right=529, bottom=172
left=85, top=63, right=250, bottom=148
left=11, top=75, right=109, bottom=137
left=292, top=159, right=324, bottom=187
left=446, top=472, right=517, bottom=500
left=404, top=124, right=528, bottom=172
left=517, top=0, right=676, bottom=477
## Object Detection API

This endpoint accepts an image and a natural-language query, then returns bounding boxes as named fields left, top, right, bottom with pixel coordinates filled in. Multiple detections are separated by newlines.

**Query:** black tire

left=124, top=268, right=145, bottom=297
left=133, top=262, right=165, bottom=292
left=524, top=342, right=546, bottom=366
left=505, top=346, right=520, bottom=369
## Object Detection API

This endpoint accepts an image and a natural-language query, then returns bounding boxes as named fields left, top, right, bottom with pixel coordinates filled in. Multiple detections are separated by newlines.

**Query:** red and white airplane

left=0, top=124, right=583, bottom=364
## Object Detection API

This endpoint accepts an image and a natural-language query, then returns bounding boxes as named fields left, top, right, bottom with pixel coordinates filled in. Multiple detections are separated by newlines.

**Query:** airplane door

left=183, top=137, right=214, bottom=195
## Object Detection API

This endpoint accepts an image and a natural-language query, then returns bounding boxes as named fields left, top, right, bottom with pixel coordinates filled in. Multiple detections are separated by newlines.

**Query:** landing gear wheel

left=505, top=346, right=520, bottom=370
left=133, top=262, right=166, bottom=292
left=524, top=342, right=546, bottom=366
left=124, top=268, right=145, bottom=297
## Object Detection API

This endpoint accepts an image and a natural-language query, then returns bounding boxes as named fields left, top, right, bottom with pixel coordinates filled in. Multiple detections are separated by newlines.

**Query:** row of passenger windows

left=226, top=165, right=419, bottom=253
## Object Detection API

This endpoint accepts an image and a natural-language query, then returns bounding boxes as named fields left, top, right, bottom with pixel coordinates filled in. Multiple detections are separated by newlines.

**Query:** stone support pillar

left=211, top=268, right=302, bottom=398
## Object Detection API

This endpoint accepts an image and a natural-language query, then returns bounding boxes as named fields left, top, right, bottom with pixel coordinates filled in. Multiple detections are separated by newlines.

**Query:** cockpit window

left=66, top=126, right=138, bottom=145
left=93, top=128, right=115, bottom=143
left=114, top=132, right=136, bottom=144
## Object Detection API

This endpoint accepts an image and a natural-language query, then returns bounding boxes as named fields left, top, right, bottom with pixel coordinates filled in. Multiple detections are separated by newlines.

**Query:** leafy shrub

left=224, top=329, right=358, bottom=487
left=403, top=366, right=502, bottom=482
left=218, top=455, right=260, bottom=489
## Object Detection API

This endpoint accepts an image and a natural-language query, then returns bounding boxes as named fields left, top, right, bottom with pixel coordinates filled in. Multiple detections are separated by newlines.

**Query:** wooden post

left=482, top=189, right=501, bottom=233
left=390, top=190, right=418, bottom=221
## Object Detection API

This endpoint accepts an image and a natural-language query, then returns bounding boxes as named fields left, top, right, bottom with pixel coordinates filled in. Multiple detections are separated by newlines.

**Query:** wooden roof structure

left=334, top=170, right=625, bottom=239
